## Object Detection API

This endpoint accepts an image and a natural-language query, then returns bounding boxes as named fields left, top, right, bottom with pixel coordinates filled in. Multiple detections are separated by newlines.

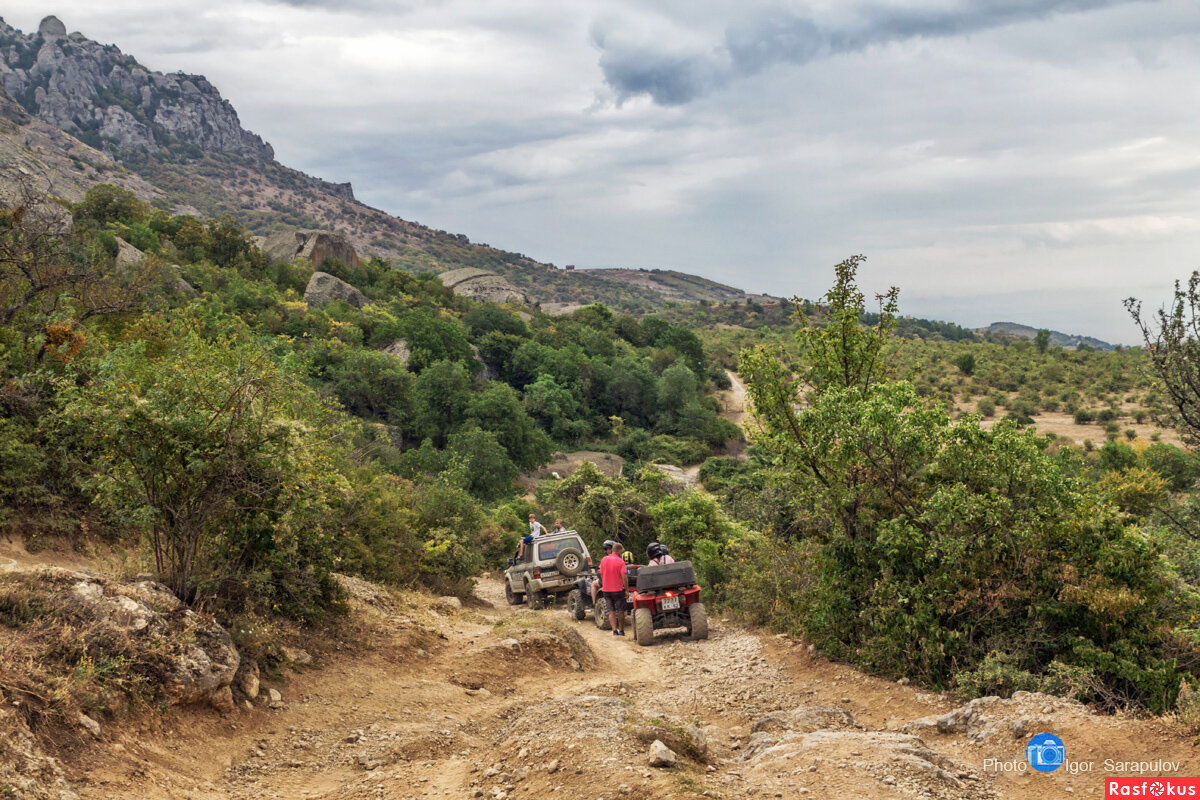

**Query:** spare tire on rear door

left=554, top=547, right=585, bottom=577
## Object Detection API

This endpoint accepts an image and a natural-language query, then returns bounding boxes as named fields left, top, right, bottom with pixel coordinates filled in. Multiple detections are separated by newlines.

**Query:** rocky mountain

left=0, top=15, right=271, bottom=161
left=981, top=321, right=1114, bottom=351
left=0, top=15, right=770, bottom=314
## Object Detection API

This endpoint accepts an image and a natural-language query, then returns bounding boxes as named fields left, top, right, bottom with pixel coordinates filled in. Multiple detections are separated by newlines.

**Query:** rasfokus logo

left=1026, top=732, right=1066, bottom=773
left=1106, top=777, right=1200, bottom=797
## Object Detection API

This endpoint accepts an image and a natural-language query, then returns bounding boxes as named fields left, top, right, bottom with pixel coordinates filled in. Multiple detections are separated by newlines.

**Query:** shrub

left=976, top=397, right=996, bottom=417
left=1074, top=409, right=1095, bottom=424
left=58, top=313, right=348, bottom=620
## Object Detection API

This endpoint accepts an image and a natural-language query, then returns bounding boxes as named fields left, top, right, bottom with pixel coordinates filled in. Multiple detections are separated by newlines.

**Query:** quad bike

left=566, top=565, right=640, bottom=631
left=629, top=560, right=707, bottom=646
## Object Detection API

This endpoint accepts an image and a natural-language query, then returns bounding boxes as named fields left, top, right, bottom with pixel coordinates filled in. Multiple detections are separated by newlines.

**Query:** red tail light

left=586, top=558, right=593, bottom=568
left=665, top=591, right=674, bottom=597
left=533, top=568, right=541, bottom=578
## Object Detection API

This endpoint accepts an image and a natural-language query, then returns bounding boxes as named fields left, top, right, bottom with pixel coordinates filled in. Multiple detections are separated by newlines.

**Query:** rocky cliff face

left=0, top=15, right=273, bottom=161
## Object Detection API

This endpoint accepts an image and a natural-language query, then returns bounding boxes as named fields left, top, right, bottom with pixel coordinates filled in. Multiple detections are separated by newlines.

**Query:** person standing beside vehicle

left=600, top=542, right=628, bottom=636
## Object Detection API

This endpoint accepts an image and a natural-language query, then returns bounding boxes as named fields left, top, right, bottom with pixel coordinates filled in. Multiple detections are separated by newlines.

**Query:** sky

left=5, top=1, right=1200, bottom=343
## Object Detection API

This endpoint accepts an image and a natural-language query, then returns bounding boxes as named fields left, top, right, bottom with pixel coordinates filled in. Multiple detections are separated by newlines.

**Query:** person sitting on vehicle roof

left=515, top=534, right=533, bottom=560
left=647, top=542, right=675, bottom=566
left=528, top=514, right=547, bottom=538
left=552, top=519, right=568, bottom=534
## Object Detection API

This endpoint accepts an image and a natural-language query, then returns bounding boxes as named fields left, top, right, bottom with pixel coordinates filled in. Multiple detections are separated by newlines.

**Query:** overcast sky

left=5, top=1, right=1200, bottom=342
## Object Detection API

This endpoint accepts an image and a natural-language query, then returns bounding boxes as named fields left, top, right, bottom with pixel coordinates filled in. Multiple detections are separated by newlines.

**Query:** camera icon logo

left=1025, top=733, right=1065, bottom=773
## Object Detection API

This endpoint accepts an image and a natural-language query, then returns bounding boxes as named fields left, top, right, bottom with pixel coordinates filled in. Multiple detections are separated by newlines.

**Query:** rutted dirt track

left=49, top=574, right=1197, bottom=800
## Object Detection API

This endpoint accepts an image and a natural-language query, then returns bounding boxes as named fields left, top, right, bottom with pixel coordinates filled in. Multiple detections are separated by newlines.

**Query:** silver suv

left=504, top=531, right=592, bottom=609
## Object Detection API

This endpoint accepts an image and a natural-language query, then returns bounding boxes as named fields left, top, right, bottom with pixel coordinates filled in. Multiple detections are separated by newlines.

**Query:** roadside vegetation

left=6, top=183, right=1200, bottom=729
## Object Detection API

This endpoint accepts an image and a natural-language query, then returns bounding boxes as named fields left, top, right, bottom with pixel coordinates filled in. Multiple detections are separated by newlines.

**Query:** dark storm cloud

left=597, top=0, right=1155, bottom=105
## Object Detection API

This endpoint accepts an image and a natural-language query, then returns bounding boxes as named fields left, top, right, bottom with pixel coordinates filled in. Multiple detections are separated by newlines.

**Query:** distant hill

left=0, top=15, right=762, bottom=314
left=981, top=321, right=1114, bottom=351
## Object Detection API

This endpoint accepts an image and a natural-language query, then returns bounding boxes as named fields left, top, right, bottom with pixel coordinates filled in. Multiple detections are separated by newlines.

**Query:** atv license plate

left=661, top=596, right=681, bottom=610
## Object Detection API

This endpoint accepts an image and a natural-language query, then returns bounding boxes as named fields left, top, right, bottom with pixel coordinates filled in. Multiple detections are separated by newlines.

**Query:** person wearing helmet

left=647, top=542, right=675, bottom=566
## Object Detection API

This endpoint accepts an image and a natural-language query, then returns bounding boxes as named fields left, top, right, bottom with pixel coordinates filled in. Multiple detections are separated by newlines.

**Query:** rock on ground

left=304, top=271, right=368, bottom=309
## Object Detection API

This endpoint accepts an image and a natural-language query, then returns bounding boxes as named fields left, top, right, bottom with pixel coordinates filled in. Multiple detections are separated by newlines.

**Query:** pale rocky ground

left=3, top=533, right=1193, bottom=800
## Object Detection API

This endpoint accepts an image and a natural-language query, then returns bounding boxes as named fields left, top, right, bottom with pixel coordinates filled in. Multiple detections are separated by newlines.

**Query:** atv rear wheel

left=633, top=607, right=654, bottom=646
left=688, top=602, right=709, bottom=640
left=593, top=595, right=611, bottom=630
left=566, top=589, right=586, bottom=621
left=505, top=580, right=523, bottom=605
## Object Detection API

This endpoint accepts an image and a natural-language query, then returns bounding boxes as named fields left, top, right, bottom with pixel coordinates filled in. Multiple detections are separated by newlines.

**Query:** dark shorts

left=603, top=590, right=627, bottom=613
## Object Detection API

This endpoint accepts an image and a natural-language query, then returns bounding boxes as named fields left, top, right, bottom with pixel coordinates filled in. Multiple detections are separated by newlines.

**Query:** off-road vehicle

left=566, top=565, right=640, bottom=630
left=504, top=531, right=592, bottom=609
left=630, top=560, right=707, bottom=646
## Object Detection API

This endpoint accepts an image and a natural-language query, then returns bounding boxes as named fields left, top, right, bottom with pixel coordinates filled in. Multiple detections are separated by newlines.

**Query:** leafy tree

left=414, top=359, right=472, bottom=447
left=1127, top=276, right=1200, bottom=446
left=59, top=315, right=347, bottom=614
left=1035, top=329, right=1051, bottom=354
left=523, top=374, right=590, bottom=442
left=398, top=309, right=474, bottom=373
left=795, top=254, right=898, bottom=394
left=954, top=352, right=976, bottom=377
left=466, top=382, right=552, bottom=471
left=737, top=261, right=1199, bottom=710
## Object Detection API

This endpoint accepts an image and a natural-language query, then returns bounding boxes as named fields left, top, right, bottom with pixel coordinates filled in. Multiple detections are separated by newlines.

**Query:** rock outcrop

left=381, top=339, right=411, bottom=366
left=63, top=573, right=239, bottom=708
left=304, top=271, right=368, bottom=309
left=262, top=229, right=361, bottom=271
left=0, top=16, right=273, bottom=160
left=438, top=267, right=529, bottom=306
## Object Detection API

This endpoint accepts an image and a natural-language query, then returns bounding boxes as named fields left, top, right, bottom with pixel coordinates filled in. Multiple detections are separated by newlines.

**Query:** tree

left=60, top=315, right=347, bottom=610
left=796, top=254, right=898, bottom=395
left=737, top=261, right=1198, bottom=710
left=466, top=382, right=552, bottom=471
left=954, top=352, right=976, bottom=377
left=414, top=359, right=472, bottom=447
left=1035, top=329, right=1051, bottom=354
left=1127, top=275, right=1200, bottom=446
left=1, top=183, right=149, bottom=336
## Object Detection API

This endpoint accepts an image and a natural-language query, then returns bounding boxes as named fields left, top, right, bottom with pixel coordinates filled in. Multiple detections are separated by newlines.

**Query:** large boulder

left=304, top=271, right=367, bottom=309
left=438, top=267, right=529, bottom=306
left=63, top=574, right=239, bottom=708
left=381, top=338, right=410, bottom=366
left=264, top=229, right=361, bottom=271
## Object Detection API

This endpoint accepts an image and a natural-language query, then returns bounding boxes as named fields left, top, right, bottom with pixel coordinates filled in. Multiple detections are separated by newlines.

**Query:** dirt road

left=51, top=572, right=1197, bottom=800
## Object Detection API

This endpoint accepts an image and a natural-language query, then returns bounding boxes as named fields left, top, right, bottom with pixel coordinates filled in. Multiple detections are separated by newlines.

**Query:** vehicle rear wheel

left=566, top=589, right=586, bottom=621
left=633, top=607, right=654, bottom=646
left=527, top=582, right=546, bottom=610
left=554, top=548, right=585, bottom=577
left=593, top=596, right=611, bottom=630
left=688, top=602, right=709, bottom=640
left=505, top=580, right=523, bottom=605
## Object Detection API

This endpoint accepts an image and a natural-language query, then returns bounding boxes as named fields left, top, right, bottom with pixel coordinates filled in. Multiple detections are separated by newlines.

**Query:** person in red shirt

left=599, top=542, right=629, bottom=636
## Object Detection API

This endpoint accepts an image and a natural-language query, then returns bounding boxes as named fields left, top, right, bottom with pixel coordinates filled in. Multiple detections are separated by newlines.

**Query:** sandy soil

left=26, top=564, right=1195, bottom=800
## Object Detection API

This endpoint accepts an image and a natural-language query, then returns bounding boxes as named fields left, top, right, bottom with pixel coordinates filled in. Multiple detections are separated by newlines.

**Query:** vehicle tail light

left=665, top=591, right=674, bottom=597
left=533, top=568, right=541, bottom=579
left=586, top=558, right=593, bottom=568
